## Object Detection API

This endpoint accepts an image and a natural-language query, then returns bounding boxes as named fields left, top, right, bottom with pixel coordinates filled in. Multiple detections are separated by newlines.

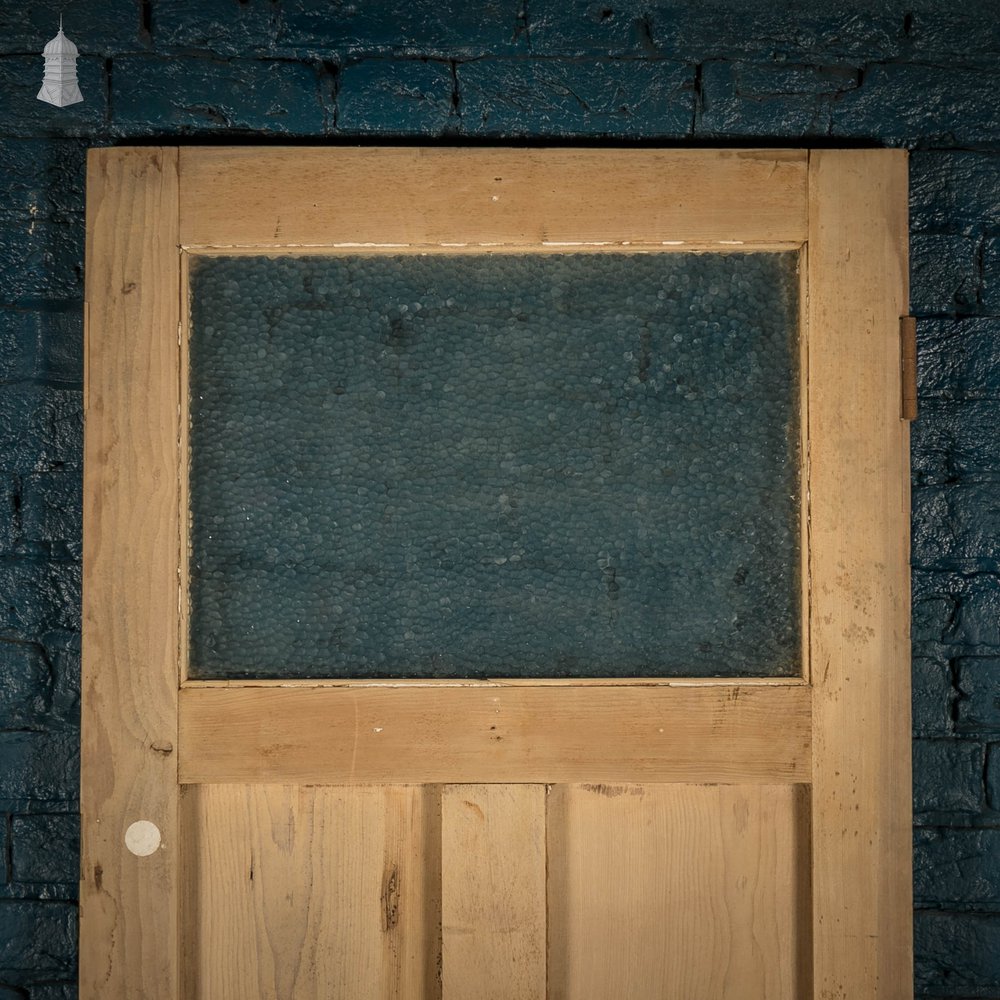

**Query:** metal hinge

left=900, top=316, right=917, bottom=421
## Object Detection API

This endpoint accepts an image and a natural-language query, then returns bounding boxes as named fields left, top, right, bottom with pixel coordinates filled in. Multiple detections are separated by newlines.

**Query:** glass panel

left=188, top=252, right=800, bottom=679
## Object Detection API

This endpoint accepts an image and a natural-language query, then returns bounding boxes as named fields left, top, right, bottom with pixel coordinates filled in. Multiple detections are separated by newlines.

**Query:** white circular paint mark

left=125, top=820, right=161, bottom=857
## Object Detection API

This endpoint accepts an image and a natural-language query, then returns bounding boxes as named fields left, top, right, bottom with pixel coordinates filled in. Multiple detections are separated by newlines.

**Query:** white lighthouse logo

left=37, top=18, right=83, bottom=107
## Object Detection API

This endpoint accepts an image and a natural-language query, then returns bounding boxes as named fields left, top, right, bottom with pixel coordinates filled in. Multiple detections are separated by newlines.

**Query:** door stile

left=807, top=149, right=912, bottom=998
left=81, top=147, right=183, bottom=999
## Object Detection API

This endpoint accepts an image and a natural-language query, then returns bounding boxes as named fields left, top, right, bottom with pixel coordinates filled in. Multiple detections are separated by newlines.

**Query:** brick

left=0, top=731, right=77, bottom=807
left=28, top=987, right=76, bottom=999
left=912, top=572, right=1000, bottom=654
left=338, top=60, right=455, bottom=135
left=111, top=56, right=328, bottom=135
left=0, top=901, right=75, bottom=976
left=10, top=815, right=77, bottom=885
left=0, top=561, right=81, bottom=638
left=983, top=236, right=1000, bottom=314
left=458, top=58, right=692, bottom=137
left=527, top=1, right=668, bottom=57
left=0, top=0, right=143, bottom=55
left=0, top=477, right=18, bottom=555
left=912, top=400, right=1000, bottom=484
left=956, top=658, right=1000, bottom=733
left=911, top=152, right=1000, bottom=235
left=912, top=738, right=984, bottom=818
left=988, top=743, right=1000, bottom=812
left=918, top=318, right=1000, bottom=399
left=0, top=140, right=86, bottom=223
left=904, top=4, right=1000, bottom=65
left=19, top=473, right=82, bottom=562
left=912, top=569, right=1000, bottom=652
left=697, top=61, right=858, bottom=137
left=0, top=640, right=51, bottom=730
left=915, top=910, right=1000, bottom=995
left=912, top=656, right=955, bottom=737
left=153, top=0, right=281, bottom=56
left=0, top=221, right=83, bottom=304
left=915, top=827, right=1000, bottom=908
left=911, top=570, right=962, bottom=647
left=528, top=1, right=902, bottom=61
left=276, top=0, right=525, bottom=57
left=911, top=569, right=1000, bottom=657
left=0, top=56, right=106, bottom=138
left=912, top=483, right=1000, bottom=571
left=951, top=583, right=1000, bottom=650
left=0, top=308, right=82, bottom=387
left=42, top=632, right=78, bottom=726
left=910, top=234, right=979, bottom=316
left=0, top=386, right=82, bottom=474
left=830, top=63, right=1000, bottom=145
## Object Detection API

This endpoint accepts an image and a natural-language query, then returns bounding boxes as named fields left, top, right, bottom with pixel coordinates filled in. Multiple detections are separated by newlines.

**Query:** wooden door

left=81, top=148, right=912, bottom=999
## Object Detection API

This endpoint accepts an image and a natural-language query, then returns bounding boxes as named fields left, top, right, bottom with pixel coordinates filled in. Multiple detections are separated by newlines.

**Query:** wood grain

left=547, top=783, right=810, bottom=1000
left=83, top=146, right=913, bottom=999
left=178, top=684, right=812, bottom=785
left=181, top=784, right=440, bottom=999
left=80, top=148, right=181, bottom=999
left=178, top=147, right=808, bottom=248
left=807, top=150, right=912, bottom=998
left=441, top=785, right=546, bottom=1000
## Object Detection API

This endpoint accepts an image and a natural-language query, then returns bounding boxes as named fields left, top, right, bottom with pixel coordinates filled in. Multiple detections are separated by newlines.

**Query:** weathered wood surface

left=182, top=784, right=440, bottom=999
left=441, top=784, right=546, bottom=1000
left=179, top=684, right=812, bottom=785
left=81, top=147, right=182, bottom=999
left=807, top=149, right=912, bottom=999
left=547, top=783, right=810, bottom=999
left=178, top=147, right=808, bottom=248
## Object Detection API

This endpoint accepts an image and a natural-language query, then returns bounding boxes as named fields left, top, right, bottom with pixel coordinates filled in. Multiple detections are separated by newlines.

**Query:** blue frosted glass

left=188, top=252, right=800, bottom=678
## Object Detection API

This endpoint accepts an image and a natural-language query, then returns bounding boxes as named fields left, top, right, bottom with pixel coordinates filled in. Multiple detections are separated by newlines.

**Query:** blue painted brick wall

left=0, top=1, right=997, bottom=995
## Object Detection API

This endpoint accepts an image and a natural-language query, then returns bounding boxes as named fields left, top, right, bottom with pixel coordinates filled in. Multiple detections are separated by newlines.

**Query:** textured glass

left=188, top=252, right=800, bottom=679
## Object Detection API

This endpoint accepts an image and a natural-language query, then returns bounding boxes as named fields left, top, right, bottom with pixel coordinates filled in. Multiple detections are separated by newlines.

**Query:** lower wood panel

left=181, top=785, right=440, bottom=1000
left=547, top=783, right=811, bottom=1000
left=182, top=782, right=810, bottom=999
left=441, top=785, right=546, bottom=1000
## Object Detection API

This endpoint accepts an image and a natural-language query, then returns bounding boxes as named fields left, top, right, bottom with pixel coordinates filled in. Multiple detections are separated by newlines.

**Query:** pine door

left=81, top=147, right=912, bottom=999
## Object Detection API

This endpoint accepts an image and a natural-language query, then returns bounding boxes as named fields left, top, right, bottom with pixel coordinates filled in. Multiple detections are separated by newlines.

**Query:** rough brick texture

left=915, top=827, right=1000, bottom=908
left=10, top=815, right=79, bottom=888
left=918, top=318, right=1000, bottom=400
left=911, top=153, right=1000, bottom=235
left=0, top=1, right=998, bottom=996
left=0, top=901, right=75, bottom=985
left=110, top=55, right=330, bottom=135
left=916, top=911, right=1000, bottom=997
left=912, top=739, right=986, bottom=821
left=955, top=658, right=1000, bottom=734
left=910, top=234, right=980, bottom=316
left=458, top=58, right=693, bottom=136
left=338, top=59, right=455, bottom=135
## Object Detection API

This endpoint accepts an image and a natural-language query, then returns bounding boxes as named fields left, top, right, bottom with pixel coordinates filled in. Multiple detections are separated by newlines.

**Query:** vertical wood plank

left=547, top=783, right=810, bottom=1000
left=808, top=149, right=912, bottom=998
left=441, top=785, right=546, bottom=1000
left=80, top=147, right=181, bottom=999
left=182, top=785, right=440, bottom=1000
